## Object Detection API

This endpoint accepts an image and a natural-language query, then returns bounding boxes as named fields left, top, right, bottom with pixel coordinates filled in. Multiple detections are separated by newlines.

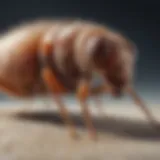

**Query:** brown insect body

left=0, top=18, right=157, bottom=140
left=0, top=19, right=134, bottom=96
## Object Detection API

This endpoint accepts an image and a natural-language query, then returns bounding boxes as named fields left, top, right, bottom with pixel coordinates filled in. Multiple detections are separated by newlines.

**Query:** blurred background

left=0, top=0, right=159, bottom=103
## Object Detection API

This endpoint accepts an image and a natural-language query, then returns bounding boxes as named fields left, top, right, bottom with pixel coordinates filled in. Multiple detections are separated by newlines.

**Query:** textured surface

left=0, top=101, right=160, bottom=160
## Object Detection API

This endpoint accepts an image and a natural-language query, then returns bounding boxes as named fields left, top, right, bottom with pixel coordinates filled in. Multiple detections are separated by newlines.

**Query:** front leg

left=127, top=86, right=159, bottom=128
left=77, top=78, right=97, bottom=140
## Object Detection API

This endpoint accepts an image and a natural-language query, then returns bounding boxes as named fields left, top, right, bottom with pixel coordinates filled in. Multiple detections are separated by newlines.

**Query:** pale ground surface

left=0, top=99, right=160, bottom=160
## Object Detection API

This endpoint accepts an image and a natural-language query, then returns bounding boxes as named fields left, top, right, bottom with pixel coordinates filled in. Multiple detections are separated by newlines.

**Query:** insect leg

left=39, top=41, right=77, bottom=139
left=77, top=78, right=98, bottom=140
left=127, top=86, right=159, bottom=128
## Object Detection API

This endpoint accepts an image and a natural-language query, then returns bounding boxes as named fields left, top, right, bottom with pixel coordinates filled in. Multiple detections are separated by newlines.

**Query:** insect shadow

left=14, top=108, right=160, bottom=141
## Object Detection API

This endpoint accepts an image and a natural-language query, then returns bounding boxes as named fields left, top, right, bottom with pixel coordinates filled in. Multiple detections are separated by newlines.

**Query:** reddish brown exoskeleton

left=0, top=18, right=158, bottom=140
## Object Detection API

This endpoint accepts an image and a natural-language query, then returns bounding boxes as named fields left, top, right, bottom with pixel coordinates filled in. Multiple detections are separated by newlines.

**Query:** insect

left=0, top=18, right=158, bottom=140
